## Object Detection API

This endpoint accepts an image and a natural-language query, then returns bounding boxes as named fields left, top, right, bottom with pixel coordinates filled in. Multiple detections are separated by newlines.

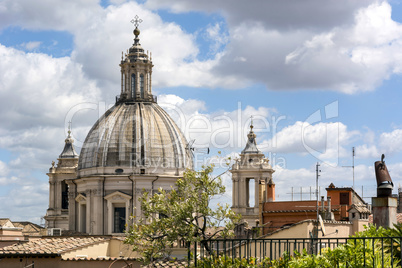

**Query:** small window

left=114, top=207, right=126, bottom=233
left=340, top=193, right=349, bottom=205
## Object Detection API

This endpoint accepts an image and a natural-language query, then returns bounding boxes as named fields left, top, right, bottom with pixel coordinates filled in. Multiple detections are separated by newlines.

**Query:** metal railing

left=192, top=237, right=402, bottom=267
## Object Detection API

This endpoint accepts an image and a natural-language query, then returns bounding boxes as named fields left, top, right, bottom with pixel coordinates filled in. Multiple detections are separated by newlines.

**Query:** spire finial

left=68, top=121, right=72, bottom=137
left=250, top=115, right=254, bottom=130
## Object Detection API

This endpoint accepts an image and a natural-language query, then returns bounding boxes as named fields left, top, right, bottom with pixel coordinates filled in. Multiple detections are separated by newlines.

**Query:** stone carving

left=112, top=195, right=125, bottom=201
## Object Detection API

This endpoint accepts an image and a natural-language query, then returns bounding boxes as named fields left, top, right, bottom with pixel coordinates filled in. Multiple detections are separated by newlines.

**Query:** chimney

left=372, top=154, right=397, bottom=228
left=327, top=196, right=331, bottom=212
left=325, top=196, right=335, bottom=221
left=321, top=196, right=325, bottom=212
left=266, top=178, right=275, bottom=202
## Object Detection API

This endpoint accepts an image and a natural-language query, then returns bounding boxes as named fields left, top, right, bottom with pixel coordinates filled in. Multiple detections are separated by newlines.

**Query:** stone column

left=86, top=189, right=92, bottom=234
left=121, top=70, right=123, bottom=94
left=67, top=184, right=76, bottom=231
left=93, top=187, right=103, bottom=235
left=49, top=181, right=55, bottom=210
left=55, top=181, right=61, bottom=212
left=254, top=178, right=259, bottom=208
left=232, top=177, right=238, bottom=207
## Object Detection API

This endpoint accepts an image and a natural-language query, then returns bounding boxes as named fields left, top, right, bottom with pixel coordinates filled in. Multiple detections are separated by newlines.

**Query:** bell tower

left=118, top=16, right=155, bottom=103
left=231, top=122, right=275, bottom=227
left=45, top=126, right=79, bottom=231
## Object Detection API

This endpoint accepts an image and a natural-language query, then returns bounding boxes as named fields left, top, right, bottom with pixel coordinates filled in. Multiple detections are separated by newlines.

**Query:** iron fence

left=192, top=236, right=402, bottom=267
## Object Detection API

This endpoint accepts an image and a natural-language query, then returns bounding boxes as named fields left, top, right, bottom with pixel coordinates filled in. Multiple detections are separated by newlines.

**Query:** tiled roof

left=348, top=204, right=371, bottom=214
left=0, top=236, right=107, bottom=256
left=63, top=257, right=137, bottom=261
left=0, top=218, right=11, bottom=227
left=12, top=222, right=44, bottom=234
left=263, top=209, right=339, bottom=213
left=142, top=259, right=187, bottom=267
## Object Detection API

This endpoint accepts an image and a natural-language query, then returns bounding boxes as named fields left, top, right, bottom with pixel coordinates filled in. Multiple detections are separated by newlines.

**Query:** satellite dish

left=318, top=215, right=326, bottom=236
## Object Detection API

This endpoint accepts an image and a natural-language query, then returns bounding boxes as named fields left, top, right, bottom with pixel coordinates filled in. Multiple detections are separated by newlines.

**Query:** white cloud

left=260, top=121, right=359, bottom=160
left=3, top=1, right=400, bottom=93
left=379, top=129, right=402, bottom=153
left=145, top=0, right=374, bottom=31
left=160, top=94, right=276, bottom=150
left=22, top=41, right=41, bottom=51
left=352, top=128, right=402, bottom=159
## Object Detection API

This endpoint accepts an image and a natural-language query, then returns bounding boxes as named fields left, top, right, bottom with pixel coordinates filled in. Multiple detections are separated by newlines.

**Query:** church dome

left=78, top=23, right=193, bottom=175
left=78, top=101, right=193, bottom=173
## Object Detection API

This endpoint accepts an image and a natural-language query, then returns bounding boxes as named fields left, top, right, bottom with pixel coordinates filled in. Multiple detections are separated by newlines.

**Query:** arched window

left=131, top=73, right=136, bottom=98
left=140, top=74, right=144, bottom=99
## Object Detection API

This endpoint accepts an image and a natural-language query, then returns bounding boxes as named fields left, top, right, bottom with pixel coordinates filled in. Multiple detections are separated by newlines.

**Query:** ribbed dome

left=78, top=102, right=193, bottom=173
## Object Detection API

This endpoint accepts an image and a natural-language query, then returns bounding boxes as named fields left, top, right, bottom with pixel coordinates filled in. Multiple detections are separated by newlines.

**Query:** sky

left=1, top=0, right=402, bottom=224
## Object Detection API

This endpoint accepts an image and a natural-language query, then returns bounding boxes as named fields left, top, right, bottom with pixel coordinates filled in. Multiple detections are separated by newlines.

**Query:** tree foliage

left=124, top=165, right=241, bottom=265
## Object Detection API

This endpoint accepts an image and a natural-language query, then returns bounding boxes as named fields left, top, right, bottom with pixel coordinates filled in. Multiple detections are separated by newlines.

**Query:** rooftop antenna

left=315, top=162, right=321, bottom=237
left=342, top=147, right=355, bottom=190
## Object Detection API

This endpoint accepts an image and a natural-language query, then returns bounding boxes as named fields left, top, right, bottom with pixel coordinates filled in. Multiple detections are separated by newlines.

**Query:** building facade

left=45, top=24, right=193, bottom=235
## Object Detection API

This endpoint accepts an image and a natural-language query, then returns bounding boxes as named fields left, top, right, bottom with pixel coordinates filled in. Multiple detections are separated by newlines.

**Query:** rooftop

left=0, top=236, right=107, bottom=256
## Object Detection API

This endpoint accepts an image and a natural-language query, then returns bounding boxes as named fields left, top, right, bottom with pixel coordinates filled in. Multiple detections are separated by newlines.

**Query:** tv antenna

left=315, top=162, right=321, bottom=237
left=342, top=147, right=355, bottom=190
left=186, top=140, right=210, bottom=158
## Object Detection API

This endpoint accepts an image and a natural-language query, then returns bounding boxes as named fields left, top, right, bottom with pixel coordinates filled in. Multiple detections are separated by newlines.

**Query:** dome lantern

left=118, top=15, right=155, bottom=103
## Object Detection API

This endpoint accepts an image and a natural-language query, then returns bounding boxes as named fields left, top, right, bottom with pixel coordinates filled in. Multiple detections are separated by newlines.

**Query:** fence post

left=187, top=241, right=191, bottom=266
left=194, top=241, right=197, bottom=267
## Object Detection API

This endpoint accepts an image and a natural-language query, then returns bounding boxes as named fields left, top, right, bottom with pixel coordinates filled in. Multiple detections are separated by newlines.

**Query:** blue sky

left=1, top=0, right=402, bottom=224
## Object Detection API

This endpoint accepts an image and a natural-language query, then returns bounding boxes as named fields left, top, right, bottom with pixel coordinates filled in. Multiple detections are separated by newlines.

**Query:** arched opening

left=248, top=178, right=255, bottom=207
left=61, top=181, right=69, bottom=209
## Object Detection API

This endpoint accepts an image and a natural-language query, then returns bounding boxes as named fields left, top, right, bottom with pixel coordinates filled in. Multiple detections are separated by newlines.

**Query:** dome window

left=131, top=73, right=136, bottom=99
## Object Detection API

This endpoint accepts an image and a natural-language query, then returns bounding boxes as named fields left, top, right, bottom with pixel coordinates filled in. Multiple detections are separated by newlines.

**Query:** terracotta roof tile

left=348, top=204, right=371, bottom=214
left=0, top=219, right=10, bottom=226
left=142, top=259, right=187, bottom=267
left=0, top=236, right=107, bottom=256
left=62, top=257, right=138, bottom=261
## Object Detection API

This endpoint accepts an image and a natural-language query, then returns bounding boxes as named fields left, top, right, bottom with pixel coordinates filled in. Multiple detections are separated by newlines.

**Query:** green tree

left=124, top=165, right=241, bottom=266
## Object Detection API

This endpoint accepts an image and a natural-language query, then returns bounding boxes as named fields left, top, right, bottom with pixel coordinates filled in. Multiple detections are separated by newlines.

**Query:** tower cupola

left=118, top=16, right=155, bottom=103
left=242, top=122, right=261, bottom=154
left=59, top=128, right=78, bottom=159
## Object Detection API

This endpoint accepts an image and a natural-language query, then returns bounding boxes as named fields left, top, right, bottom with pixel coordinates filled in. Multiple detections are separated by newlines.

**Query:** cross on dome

left=131, top=15, right=143, bottom=28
